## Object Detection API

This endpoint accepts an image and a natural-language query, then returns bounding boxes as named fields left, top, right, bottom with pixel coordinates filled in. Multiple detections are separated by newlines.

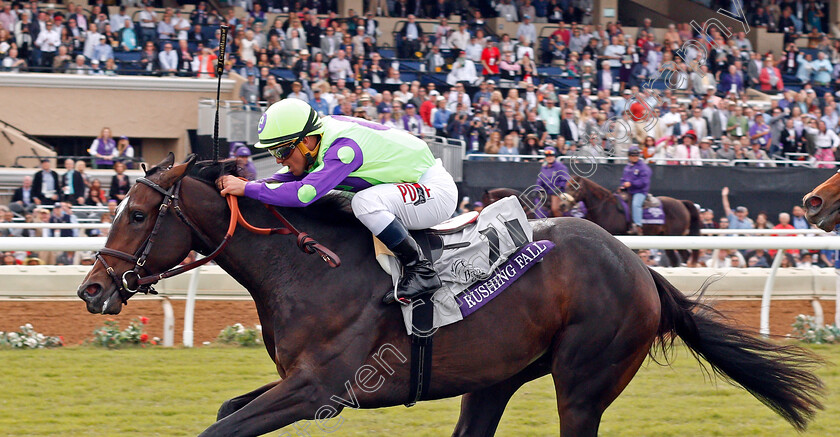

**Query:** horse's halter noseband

left=95, top=175, right=341, bottom=304
left=95, top=177, right=201, bottom=303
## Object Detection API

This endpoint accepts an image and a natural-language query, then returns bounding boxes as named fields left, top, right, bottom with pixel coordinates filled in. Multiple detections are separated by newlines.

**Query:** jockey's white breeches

left=351, top=159, right=457, bottom=234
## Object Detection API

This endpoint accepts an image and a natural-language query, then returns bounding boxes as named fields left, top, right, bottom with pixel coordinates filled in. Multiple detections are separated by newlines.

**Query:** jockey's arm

left=243, top=139, right=363, bottom=207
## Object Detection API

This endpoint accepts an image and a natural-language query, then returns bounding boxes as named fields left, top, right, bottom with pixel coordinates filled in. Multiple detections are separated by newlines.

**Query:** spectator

left=157, top=8, right=176, bottom=41
left=516, top=15, right=537, bottom=44
left=239, top=73, right=260, bottom=109
left=233, top=147, right=257, bottom=181
left=195, top=47, right=216, bottom=78
left=49, top=202, right=79, bottom=237
left=480, top=40, right=500, bottom=77
left=2, top=47, right=27, bottom=72
left=806, top=119, right=839, bottom=167
left=34, top=20, right=60, bottom=68
left=9, top=176, right=36, bottom=214
left=262, top=75, right=284, bottom=106
left=758, top=54, right=784, bottom=93
left=32, top=159, right=59, bottom=205
left=52, top=45, right=72, bottom=73
left=401, top=103, right=424, bottom=136
left=92, top=34, right=113, bottom=64
left=139, top=40, right=158, bottom=73
left=59, top=158, right=85, bottom=205
left=158, top=42, right=178, bottom=75
left=138, top=4, right=158, bottom=45
left=721, top=187, right=754, bottom=229
left=85, top=180, right=107, bottom=206
left=398, top=14, right=422, bottom=58
left=109, top=161, right=131, bottom=201
left=328, top=49, right=353, bottom=82
left=287, top=80, right=309, bottom=102
left=89, top=127, right=115, bottom=168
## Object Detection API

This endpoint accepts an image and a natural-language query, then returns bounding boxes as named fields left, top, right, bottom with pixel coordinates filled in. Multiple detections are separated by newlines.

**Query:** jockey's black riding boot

left=377, top=219, right=441, bottom=305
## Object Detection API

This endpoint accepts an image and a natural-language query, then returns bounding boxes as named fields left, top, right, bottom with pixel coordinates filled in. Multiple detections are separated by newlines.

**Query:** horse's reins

left=96, top=176, right=340, bottom=304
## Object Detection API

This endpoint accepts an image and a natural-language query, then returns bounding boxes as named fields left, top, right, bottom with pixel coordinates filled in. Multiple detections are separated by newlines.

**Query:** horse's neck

left=581, top=181, right=626, bottom=229
left=183, top=183, right=382, bottom=330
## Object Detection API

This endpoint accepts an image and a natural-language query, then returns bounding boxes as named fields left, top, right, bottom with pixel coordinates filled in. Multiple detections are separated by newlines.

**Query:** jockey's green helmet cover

left=255, top=99, right=324, bottom=149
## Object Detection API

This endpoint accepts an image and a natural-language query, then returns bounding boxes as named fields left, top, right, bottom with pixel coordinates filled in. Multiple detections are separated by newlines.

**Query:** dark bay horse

left=78, top=154, right=822, bottom=436
left=560, top=175, right=701, bottom=266
left=803, top=171, right=840, bottom=230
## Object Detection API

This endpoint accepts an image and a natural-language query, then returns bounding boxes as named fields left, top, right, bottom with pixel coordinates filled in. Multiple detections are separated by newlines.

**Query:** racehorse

left=482, top=187, right=584, bottom=219
left=559, top=175, right=701, bottom=267
left=78, top=154, right=823, bottom=437
left=481, top=188, right=539, bottom=218
left=803, top=172, right=840, bottom=231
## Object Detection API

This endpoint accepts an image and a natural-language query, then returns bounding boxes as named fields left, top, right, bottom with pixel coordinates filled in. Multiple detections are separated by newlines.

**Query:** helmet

left=255, top=99, right=324, bottom=167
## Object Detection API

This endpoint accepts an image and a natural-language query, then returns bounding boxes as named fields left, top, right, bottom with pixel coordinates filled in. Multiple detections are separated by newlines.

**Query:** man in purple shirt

left=619, top=146, right=651, bottom=235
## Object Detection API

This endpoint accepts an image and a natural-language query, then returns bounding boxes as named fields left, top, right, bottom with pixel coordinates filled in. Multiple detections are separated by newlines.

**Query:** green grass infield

left=0, top=344, right=837, bottom=436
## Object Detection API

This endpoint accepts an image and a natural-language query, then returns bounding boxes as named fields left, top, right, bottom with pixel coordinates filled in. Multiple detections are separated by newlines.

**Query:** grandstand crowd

left=1, top=0, right=840, bottom=265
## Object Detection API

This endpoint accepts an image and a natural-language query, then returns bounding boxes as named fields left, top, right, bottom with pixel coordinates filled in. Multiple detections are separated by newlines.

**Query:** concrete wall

left=0, top=73, right=236, bottom=165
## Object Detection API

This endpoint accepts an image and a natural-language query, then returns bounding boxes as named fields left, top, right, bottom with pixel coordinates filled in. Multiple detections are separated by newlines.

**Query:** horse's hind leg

left=216, top=380, right=281, bottom=421
left=550, top=322, right=656, bottom=436
left=452, top=356, right=551, bottom=437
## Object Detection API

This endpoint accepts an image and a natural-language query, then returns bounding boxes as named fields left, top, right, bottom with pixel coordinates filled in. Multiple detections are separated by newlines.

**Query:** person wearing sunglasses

left=218, top=98, right=457, bottom=305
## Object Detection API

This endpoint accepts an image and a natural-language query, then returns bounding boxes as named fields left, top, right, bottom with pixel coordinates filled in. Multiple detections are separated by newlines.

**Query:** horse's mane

left=188, top=160, right=358, bottom=226
left=577, top=176, right=611, bottom=200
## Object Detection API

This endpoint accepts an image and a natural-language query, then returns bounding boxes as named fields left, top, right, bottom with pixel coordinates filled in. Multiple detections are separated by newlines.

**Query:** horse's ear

left=144, top=152, right=176, bottom=176
left=158, top=154, right=197, bottom=189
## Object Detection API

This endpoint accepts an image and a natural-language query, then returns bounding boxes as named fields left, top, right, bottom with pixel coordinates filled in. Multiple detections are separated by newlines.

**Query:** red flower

left=59, top=336, right=64, bottom=344
left=140, top=333, right=149, bottom=343
left=140, top=317, right=149, bottom=325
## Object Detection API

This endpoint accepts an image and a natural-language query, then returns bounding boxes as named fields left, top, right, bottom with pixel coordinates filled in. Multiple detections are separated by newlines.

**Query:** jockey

left=619, top=146, right=651, bottom=235
left=218, top=98, right=457, bottom=305
left=535, top=146, right=570, bottom=217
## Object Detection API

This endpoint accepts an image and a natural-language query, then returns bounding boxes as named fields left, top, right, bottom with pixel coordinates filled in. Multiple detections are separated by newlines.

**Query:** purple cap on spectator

left=381, top=106, right=392, bottom=113
left=405, top=103, right=416, bottom=109
left=119, top=135, right=128, bottom=140
left=473, top=201, right=484, bottom=207
left=543, top=146, right=557, bottom=155
left=628, top=146, right=642, bottom=156
left=235, top=147, right=251, bottom=157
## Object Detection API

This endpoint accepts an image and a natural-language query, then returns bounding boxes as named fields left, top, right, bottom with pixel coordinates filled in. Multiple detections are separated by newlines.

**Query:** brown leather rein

left=95, top=176, right=340, bottom=304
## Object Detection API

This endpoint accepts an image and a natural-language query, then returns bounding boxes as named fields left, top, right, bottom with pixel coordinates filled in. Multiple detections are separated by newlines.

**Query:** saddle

left=374, top=196, right=554, bottom=408
left=374, top=195, right=541, bottom=331
left=615, top=191, right=663, bottom=225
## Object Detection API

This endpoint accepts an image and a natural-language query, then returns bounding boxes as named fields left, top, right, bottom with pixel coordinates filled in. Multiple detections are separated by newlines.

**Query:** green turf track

left=0, top=344, right=837, bottom=436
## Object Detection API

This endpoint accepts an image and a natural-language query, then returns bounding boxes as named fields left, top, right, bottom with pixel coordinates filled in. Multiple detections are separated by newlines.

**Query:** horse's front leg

left=199, top=370, right=344, bottom=437
left=216, top=380, right=281, bottom=421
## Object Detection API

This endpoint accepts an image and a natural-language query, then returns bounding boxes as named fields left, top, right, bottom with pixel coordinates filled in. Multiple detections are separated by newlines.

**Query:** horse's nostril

left=808, top=196, right=823, bottom=209
left=85, top=283, right=102, bottom=296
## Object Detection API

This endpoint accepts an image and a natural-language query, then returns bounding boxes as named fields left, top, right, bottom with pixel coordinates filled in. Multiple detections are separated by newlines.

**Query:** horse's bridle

left=95, top=177, right=206, bottom=303
left=95, top=176, right=341, bottom=304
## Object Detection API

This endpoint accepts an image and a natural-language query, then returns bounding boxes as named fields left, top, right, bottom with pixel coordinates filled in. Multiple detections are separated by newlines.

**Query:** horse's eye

left=131, top=211, right=145, bottom=223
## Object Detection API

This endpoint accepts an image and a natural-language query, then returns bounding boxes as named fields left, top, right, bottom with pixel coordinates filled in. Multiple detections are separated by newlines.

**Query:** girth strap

left=405, top=296, right=435, bottom=407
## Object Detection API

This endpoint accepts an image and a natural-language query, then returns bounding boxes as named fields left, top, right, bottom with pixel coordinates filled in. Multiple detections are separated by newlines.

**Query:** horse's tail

left=681, top=200, right=701, bottom=236
left=680, top=200, right=701, bottom=265
left=648, top=267, right=824, bottom=431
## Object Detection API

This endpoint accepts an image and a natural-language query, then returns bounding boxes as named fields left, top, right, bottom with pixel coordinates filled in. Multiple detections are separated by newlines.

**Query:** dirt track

left=0, top=299, right=835, bottom=346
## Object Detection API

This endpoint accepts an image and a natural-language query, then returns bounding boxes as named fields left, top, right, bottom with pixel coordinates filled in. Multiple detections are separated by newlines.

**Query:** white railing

left=0, top=223, right=111, bottom=230
left=700, top=228, right=827, bottom=235
left=3, top=235, right=840, bottom=340
left=462, top=153, right=840, bottom=167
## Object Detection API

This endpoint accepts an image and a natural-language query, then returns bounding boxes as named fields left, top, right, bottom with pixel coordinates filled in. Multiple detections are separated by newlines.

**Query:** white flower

left=25, top=338, right=38, bottom=348
left=8, top=332, right=19, bottom=341
left=255, top=325, right=262, bottom=331
left=202, top=341, right=211, bottom=345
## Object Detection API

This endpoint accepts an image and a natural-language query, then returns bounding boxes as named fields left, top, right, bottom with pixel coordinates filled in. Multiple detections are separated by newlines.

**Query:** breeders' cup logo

left=257, top=113, right=267, bottom=134
left=450, top=259, right=489, bottom=283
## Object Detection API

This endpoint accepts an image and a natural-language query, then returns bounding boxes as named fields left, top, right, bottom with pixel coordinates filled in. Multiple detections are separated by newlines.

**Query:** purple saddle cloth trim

left=457, top=240, right=555, bottom=318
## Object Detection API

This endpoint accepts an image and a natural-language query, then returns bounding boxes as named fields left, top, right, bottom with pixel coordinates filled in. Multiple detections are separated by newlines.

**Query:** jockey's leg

left=351, top=162, right=457, bottom=305
left=631, top=192, right=645, bottom=234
